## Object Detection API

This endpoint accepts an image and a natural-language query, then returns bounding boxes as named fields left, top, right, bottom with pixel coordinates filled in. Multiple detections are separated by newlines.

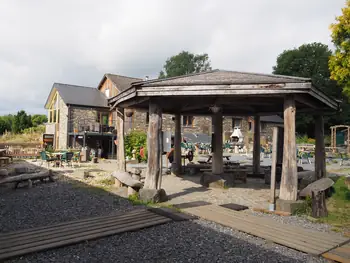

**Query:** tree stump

left=311, top=190, right=328, bottom=218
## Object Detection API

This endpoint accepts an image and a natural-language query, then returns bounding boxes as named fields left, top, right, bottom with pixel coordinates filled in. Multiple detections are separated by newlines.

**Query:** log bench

left=0, top=170, right=55, bottom=189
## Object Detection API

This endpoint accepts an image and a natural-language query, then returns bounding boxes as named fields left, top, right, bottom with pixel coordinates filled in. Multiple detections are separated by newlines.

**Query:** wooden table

left=206, top=154, right=231, bottom=163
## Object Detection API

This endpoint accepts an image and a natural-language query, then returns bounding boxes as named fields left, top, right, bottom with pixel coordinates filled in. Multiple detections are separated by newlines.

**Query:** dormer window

left=105, top=88, right=110, bottom=98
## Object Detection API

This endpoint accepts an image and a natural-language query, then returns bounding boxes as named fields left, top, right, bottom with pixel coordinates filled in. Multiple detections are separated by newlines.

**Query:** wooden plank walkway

left=323, top=242, right=350, bottom=263
left=182, top=204, right=349, bottom=255
left=0, top=209, right=172, bottom=261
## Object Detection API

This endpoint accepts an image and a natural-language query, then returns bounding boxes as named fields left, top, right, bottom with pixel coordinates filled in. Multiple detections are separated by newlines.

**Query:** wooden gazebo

left=109, top=70, right=339, bottom=201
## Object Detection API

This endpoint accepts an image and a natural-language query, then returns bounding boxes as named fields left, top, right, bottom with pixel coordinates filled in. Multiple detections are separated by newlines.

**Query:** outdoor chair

left=40, top=151, right=57, bottom=168
left=61, top=152, right=74, bottom=167
left=73, top=152, right=81, bottom=166
left=339, top=153, right=350, bottom=166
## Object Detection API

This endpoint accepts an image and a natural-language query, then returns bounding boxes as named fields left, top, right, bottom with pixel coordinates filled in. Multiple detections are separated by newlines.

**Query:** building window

left=232, top=118, right=241, bottom=129
left=183, top=116, right=194, bottom=126
left=248, top=121, right=252, bottom=131
left=105, top=88, right=110, bottom=98
left=261, top=122, right=267, bottom=131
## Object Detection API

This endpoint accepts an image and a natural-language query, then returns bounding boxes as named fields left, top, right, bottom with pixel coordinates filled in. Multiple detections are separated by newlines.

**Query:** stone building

left=44, top=73, right=283, bottom=157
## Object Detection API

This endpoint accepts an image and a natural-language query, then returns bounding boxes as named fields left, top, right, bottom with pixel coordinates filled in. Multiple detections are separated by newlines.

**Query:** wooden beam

left=116, top=108, right=126, bottom=172
left=295, top=95, right=322, bottom=109
left=144, top=102, right=162, bottom=189
left=277, top=127, right=284, bottom=165
left=314, top=115, right=326, bottom=180
left=212, top=111, right=223, bottom=175
left=280, top=95, right=298, bottom=201
left=253, top=116, right=261, bottom=175
left=270, top=127, right=278, bottom=209
left=173, top=114, right=182, bottom=176
left=117, top=97, right=149, bottom=109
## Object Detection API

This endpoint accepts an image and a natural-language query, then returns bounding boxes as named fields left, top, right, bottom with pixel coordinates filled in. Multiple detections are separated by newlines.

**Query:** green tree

left=12, top=110, right=32, bottom=133
left=329, top=0, right=350, bottom=96
left=159, top=51, right=212, bottom=78
left=273, top=42, right=347, bottom=136
left=31, top=114, right=48, bottom=127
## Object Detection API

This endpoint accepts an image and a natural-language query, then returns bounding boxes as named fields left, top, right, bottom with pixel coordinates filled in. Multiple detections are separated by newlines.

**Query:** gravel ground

left=0, top=162, right=330, bottom=263
left=4, top=219, right=328, bottom=263
left=0, top=175, right=139, bottom=233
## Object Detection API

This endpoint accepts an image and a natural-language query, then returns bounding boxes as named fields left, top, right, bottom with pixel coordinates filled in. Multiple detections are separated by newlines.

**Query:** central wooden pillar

left=144, top=102, right=162, bottom=189
left=253, top=115, right=261, bottom=175
left=116, top=108, right=126, bottom=172
left=173, top=114, right=182, bottom=176
left=280, top=95, right=298, bottom=201
left=315, top=115, right=326, bottom=180
left=212, top=111, right=223, bottom=175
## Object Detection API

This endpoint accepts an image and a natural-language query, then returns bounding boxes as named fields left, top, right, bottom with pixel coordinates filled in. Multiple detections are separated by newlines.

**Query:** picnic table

left=206, top=154, right=231, bottom=163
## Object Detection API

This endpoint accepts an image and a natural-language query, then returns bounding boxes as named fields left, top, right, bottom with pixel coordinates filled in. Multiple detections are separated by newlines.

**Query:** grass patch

left=317, top=177, right=350, bottom=228
left=127, top=194, right=182, bottom=212
left=293, top=196, right=312, bottom=216
left=96, top=177, right=115, bottom=186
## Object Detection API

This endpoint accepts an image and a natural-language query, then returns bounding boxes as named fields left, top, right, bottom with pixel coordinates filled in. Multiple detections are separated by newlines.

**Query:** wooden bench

left=0, top=157, right=10, bottom=167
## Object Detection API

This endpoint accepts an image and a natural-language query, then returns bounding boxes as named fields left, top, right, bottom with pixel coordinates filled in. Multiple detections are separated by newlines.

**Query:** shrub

left=296, top=135, right=315, bottom=145
left=125, top=130, right=147, bottom=162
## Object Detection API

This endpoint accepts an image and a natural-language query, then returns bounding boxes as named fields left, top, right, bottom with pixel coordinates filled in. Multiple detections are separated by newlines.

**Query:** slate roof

left=44, top=83, right=108, bottom=109
left=99, top=74, right=142, bottom=92
left=137, top=69, right=311, bottom=87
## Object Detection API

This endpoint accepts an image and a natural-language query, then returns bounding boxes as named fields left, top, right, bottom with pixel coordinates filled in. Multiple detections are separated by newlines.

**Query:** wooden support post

left=253, top=116, right=260, bottom=175
left=144, top=102, right=162, bottom=189
left=280, top=95, right=298, bottom=201
left=212, top=111, right=223, bottom=175
left=116, top=108, right=126, bottom=172
left=173, top=114, right=182, bottom=176
left=315, top=115, right=326, bottom=180
left=348, top=127, right=350, bottom=155
left=312, top=191, right=328, bottom=218
left=276, top=127, right=284, bottom=165
left=270, top=127, right=278, bottom=210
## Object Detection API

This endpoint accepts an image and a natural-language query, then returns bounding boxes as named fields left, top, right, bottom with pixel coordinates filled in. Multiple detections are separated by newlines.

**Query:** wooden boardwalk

left=0, top=209, right=172, bottom=261
left=323, top=242, right=350, bottom=263
left=182, top=204, right=349, bottom=256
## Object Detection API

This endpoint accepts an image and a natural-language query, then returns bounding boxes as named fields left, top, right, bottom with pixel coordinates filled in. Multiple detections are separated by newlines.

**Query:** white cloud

left=0, top=0, right=345, bottom=114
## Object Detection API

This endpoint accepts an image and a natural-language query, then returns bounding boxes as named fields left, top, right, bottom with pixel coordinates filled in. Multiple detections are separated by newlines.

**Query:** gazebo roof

left=109, top=70, right=339, bottom=116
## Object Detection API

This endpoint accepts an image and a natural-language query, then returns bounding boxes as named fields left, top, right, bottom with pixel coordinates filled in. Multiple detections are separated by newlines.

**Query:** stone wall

left=70, top=107, right=100, bottom=132
left=58, top=96, right=68, bottom=149
left=122, top=109, right=277, bottom=145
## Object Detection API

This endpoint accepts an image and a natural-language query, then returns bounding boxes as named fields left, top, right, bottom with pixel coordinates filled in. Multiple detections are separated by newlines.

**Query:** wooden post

left=312, top=191, right=328, bottom=218
left=253, top=116, right=260, bottom=175
left=315, top=115, right=326, bottom=180
left=173, top=114, right=182, bottom=176
left=280, top=96, right=298, bottom=201
left=277, top=127, right=284, bottom=165
left=212, top=111, right=223, bottom=175
left=144, top=102, right=162, bottom=189
left=348, top=127, right=350, bottom=155
left=270, top=127, right=278, bottom=210
left=116, top=108, right=126, bottom=172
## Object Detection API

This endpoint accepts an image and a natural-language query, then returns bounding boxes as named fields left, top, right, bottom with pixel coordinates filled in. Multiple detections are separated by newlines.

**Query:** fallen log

left=0, top=170, right=54, bottom=189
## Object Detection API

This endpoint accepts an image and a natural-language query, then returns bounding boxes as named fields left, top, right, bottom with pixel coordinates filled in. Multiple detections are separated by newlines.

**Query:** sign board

left=43, top=134, right=54, bottom=149
left=162, top=131, right=172, bottom=152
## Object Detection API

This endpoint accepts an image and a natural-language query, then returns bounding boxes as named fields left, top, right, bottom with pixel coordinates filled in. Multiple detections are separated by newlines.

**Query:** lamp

left=209, top=105, right=221, bottom=113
